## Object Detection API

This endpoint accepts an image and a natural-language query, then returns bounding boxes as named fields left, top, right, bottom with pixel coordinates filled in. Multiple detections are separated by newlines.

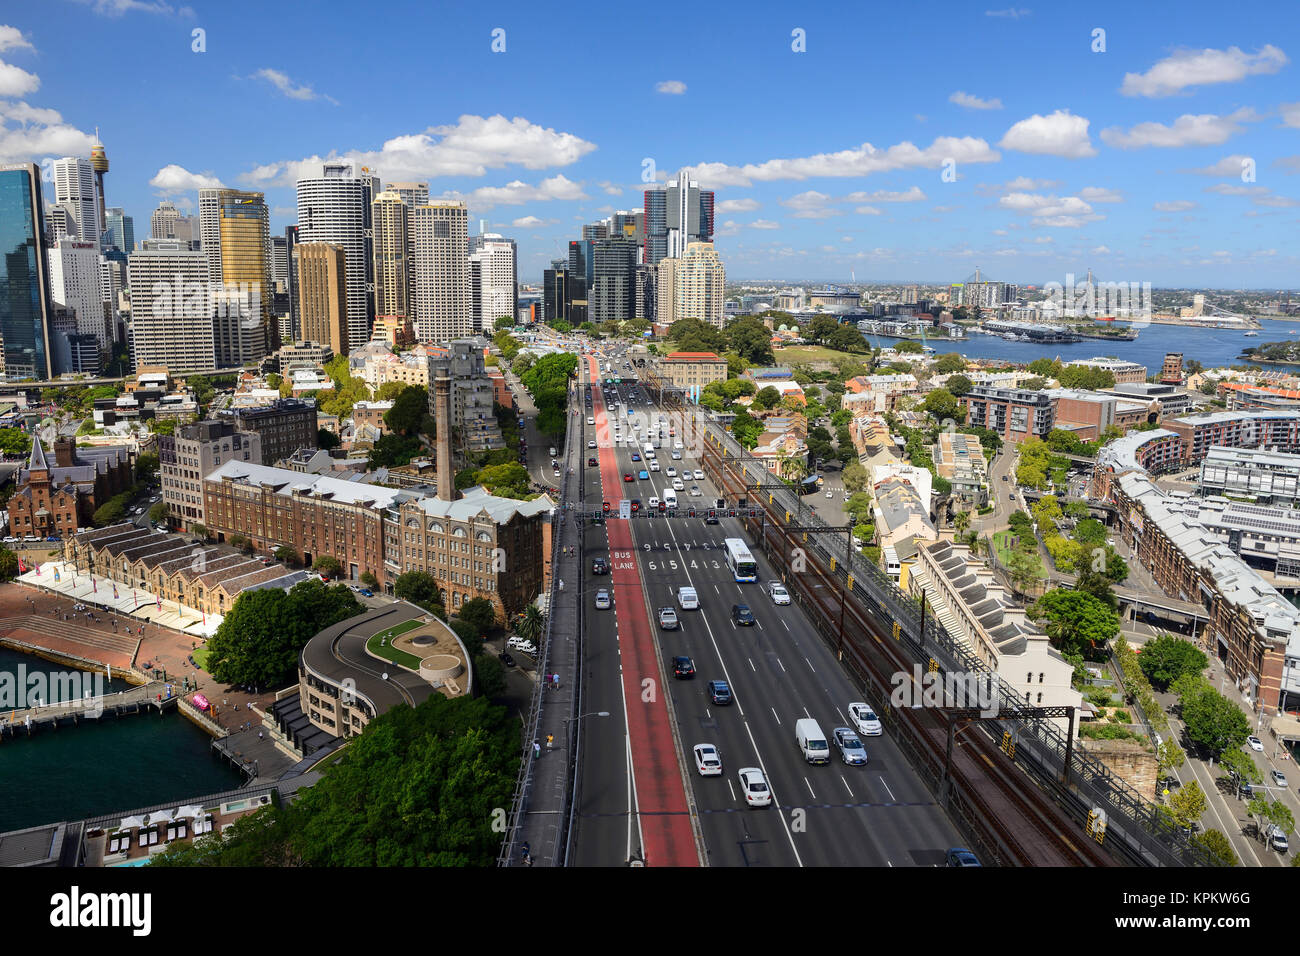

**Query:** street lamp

left=563, top=711, right=610, bottom=724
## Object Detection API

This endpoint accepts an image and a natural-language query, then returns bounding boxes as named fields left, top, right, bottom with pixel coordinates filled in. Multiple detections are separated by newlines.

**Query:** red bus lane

left=587, top=356, right=698, bottom=866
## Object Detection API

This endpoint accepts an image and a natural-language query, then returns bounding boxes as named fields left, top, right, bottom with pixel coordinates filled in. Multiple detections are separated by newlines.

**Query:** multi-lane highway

left=569, top=347, right=964, bottom=866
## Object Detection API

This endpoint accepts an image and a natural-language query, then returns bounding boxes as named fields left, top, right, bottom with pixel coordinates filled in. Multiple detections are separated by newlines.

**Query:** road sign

left=619, top=500, right=631, bottom=520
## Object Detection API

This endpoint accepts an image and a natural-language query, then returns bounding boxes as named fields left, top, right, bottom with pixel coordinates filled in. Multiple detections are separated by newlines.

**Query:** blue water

left=0, top=648, right=243, bottom=832
left=858, top=316, right=1300, bottom=372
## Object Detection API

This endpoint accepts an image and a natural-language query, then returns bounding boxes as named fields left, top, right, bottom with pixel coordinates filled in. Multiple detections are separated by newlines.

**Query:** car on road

left=623, top=472, right=633, bottom=482
left=767, top=582, right=791, bottom=605
left=707, top=680, right=733, bottom=705
left=499, top=652, right=515, bottom=668
left=587, top=417, right=594, bottom=425
left=513, top=641, right=537, bottom=657
left=677, top=586, right=699, bottom=609
left=666, top=467, right=677, bottom=477
left=1008, top=494, right=1016, bottom=501
left=360, top=589, right=373, bottom=597
left=1272, top=769, right=1288, bottom=788
left=1002, top=475, right=1008, bottom=482
left=671, top=450, right=682, bottom=460
left=658, top=607, right=679, bottom=630
left=946, top=848, right=981, bottom=867
left=649, top=460, right=660, bottom=472
left=631, top=453, right=641, bottom=462
left=1266, top=823, right=1290, bottom=852
left=672, top=479, right=685, bottom=492
left=588, top=439, right=596, bottom=448
left=672, top=655, right=695, bottom=678
left=737, top=767, right=772, bottom=807
left=693, top=469, right=704, bottom=480
left=1248, top=735, right=1264, bottom=752
left=704, top=512, right=719, bottom=524
left=693, top=743, right=722, bottom=777
left=825, top=489, right=833, bottom=498
left=833, top=727, right=868, bottom=766
left=689, top=485, right=702, bottom=497
left=638, top=470, right=649, bottom=480
left=847, top=702, right=883, bottom=736
left=588, top=457, right=598, bottom=467
left=595, top=588, right=612, bottom=610
left=731, top=604, right=756, bottom=626
left=592, top=557, right=609, bottom=575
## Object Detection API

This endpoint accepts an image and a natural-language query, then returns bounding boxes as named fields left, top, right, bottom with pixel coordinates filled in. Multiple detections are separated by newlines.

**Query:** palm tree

left=516, top=604, right=545, bottom=645
left=778, top=450, right=808, bottom=482
left=953, top=510, right=971, bottom=535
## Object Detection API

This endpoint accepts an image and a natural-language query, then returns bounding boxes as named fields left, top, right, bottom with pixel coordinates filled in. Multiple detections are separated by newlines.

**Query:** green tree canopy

left=1138, top=634, right=1208, bottom=691
left=1180, top=683, right=1251, bottom=758
left=1031, top=589, right=1119, bottom=656
left=726, top=317, right=775, bottom=365
left=394, top=570, right=445, bottom=614
left=384, top=385, right=431, bottom=437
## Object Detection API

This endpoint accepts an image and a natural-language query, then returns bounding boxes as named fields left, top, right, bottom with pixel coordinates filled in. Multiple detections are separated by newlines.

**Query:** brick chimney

left=54, top=437, right=76, bottom=468
left=435, top=373, right=454, bottom=501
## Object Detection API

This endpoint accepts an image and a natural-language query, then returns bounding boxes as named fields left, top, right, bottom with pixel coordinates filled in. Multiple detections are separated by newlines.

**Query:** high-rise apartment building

left=52, top=156, right=101, bottom=244
left=372, top=191, right=410, bottom=321
left=427, top=340, right=505, bottom=451
left=644, top=170, right=714, bottom=265
left=127, top=239, right=214, bottom=372
left=590, top=235, right=636, bottom=323
left=543, top=263, right=569, bottom=324
left=150, top=200, right=196, bottom=245
left=411, top=200, right=470, bottom=342
left=296, top=163, right=378, bottom=350
left=668, top=242, right=726, bottom=328
left=104, top=207, right=134, bottom=253
left=47, top=238, right=107, bottom=348
left=0, top=163, right=54, bottom=379
left=199, top=188, right=272, bottom=365
left=293, top=242, right=349, bottom=356
left=468, top=233, right=516, bottom=331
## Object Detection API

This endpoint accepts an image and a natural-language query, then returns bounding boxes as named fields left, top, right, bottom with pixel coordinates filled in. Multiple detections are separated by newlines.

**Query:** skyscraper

left=411, top=200, right=469, bottom=343
left=384, top=182, right=427, bottom=317
left=655, top=242, right=726, bottom=329
left=104, top=208, right=134, bottom=253
left=199, top=187, right=272, bottom=364
left=296, top=162, right=377, bottom=350
left=150, top=200, right=196, bottom=245
left=590, top=235, right=636, bottom=324
left=47, top=237, right=107, bottom=347
left=644, top=170, right=714, bottom=264
left=0, top=163, right=54, bottom=378
left=372, top=190, right=410, bottom=322
left=294, top=242, right=349, bottom=357
left=128, top=239, right=214, bottom=373
left=52, top=156, right=100, bottom=244
left=469, top=233, right=517, bottom=330
left=284, top=225, right=300, bottom=339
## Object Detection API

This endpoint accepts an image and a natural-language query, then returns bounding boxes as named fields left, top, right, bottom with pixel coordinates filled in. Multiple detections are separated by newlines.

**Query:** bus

left=723, top=538, right=758, bottom=582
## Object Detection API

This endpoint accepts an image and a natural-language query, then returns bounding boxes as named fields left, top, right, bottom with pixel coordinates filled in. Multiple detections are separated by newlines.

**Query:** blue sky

left=4, top=0, right=1299, bottom=286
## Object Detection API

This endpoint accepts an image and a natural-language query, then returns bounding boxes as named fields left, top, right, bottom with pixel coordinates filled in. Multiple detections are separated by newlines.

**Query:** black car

left=731, top=604, right=756, bottom=626
left=588, top=457, right=598, bottom=466
left=500, top=652, right=515, bottom=668
left=704, top=513, right=720, bottom=525
left=592, top=557, right=609, bottom=575
left=707, top=680, right=733, bottom=705
left=591, top=515, right=605, bottom=526
left=672, top=655, right=696, bottom=679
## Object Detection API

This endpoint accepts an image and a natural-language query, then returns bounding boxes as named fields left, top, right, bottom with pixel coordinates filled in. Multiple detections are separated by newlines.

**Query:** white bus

left=723, top=538, right=758, bottom=582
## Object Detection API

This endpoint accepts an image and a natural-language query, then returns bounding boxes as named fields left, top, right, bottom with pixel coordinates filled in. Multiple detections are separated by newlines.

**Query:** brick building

left=215, top=398, right=317, bottom=466
left=159, top=420, right=262, bottom=532
left=1165, top=411, right=1300, bottom=462
left=659, top=351, right=728, bottom=391
left=7, top=439, right=135, bottom=538
left=959, top=386, right=1055, bottom=442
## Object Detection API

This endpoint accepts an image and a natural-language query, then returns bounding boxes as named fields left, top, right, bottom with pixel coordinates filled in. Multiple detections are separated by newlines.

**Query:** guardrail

left=651, top=380, right=1211, bottom=866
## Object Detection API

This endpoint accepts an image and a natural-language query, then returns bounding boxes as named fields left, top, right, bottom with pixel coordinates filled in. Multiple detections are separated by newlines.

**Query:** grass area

left=366, top=619, right=425, bottom=671
left=992, top=530, right=1047, bottom=579
left=192, top=645, right=210, bottom=672
left=773, top=345, right=862, bottom=364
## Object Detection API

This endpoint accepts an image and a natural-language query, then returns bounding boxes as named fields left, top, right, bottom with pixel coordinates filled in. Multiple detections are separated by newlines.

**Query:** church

left=6, top=437, right=136, bottom=539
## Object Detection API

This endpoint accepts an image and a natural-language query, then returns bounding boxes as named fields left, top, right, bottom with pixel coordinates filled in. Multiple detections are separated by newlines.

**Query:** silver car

left=833, top=727, right=868, bottom=766
left=595, top=588, right=612, bottom=610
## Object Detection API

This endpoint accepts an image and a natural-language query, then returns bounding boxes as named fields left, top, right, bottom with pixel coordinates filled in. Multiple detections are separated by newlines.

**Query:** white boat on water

left=1243, top=331, right=1258, bottom=336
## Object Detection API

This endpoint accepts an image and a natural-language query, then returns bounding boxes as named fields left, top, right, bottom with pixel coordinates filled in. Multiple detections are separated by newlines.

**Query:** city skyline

left=2, top=2, right=1300, bottom=288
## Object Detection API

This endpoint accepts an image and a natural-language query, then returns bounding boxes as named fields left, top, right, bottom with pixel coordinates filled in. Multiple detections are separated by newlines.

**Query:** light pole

left=563, top=710, right=611, bottom=725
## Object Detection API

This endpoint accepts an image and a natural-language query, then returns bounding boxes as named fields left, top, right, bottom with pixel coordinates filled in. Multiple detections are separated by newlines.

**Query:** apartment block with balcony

left=959, top=386, right=1055, bottom=442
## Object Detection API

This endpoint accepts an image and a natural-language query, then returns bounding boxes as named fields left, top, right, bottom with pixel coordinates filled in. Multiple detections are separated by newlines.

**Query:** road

left=570, top=348, right=963, bottom=866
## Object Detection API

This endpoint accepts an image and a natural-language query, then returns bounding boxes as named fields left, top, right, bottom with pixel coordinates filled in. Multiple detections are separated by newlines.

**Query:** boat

left=1243, top=331, right=1258, bottom=336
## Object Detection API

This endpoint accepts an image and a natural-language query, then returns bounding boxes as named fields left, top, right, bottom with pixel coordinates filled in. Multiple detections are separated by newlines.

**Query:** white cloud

left=655, top=80, right=687, bottom=95
left=1279, top=102, right=1300, bottom=128
left=1092, top=245, right=1111, bottom=254
left=844, top=186, right=927, bottom=203
left=693, top=135, right=999, bottom=185
left=985, top=8, right=1030, bottom=18
left=1274, top=155, right=1300, bottom=174
left=998, top=191, right=1103, bottom=227
left=1120, top=45, right=1287, bottom=97
left=950, top=91, right=1003, bottom=110
left=780, top=190, right=841, bottom=218
left=597, top=181, right=622, bottom=195
left=149, top=163, right=224, bottom=193
left=1205, top=183, right=1266, bottom=196
left=511, top=215, right=558, bottom=227
left=1184, top=154, right=1254, bottom=176
left=239, top=114, right=597, bottom=187
left=999, top=110, right=1096, bottom=158
left=749, top=220, right=780, bottom=229
left=0, top=100, right=95, bottom=164
left=1100, top=109, right=1258, bottom=149
left=0, top=60, right=38, bottom=97
left=717, top=198, right=760, bottom=213
left=252, top=68, right=336, bottom=104
left=1153, top=200, right=1197, bottom=211
left=70, top=0, right=195, bottom=15
left=855, top=206, right=882, bottom=215
left=1255, top=194, right=1300, bottom=208
left=0, top=26, right=34, bottom=53
left=441, top=174, right=587, bottom=210
left=1078, top=186, right=1123, bottom=203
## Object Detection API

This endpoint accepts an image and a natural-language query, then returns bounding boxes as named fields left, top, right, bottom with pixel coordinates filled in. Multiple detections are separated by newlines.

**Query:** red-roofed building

left=661, top=351, right=728, bottom=390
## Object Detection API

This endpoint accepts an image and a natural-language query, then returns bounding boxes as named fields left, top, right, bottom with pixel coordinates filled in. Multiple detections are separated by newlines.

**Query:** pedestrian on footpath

left=533, top=741, right=541, bottom=760
left=546, top=734, right=553, bottom=750
left=553, top=672, right=560, bottom=690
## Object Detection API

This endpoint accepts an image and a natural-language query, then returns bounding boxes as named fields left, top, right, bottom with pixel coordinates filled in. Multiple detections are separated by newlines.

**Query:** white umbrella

left=175, top=804, right=205, bottom=820
left=118, top=815, right=145, bottom=830
left=147, top=808, right=175, bottom=826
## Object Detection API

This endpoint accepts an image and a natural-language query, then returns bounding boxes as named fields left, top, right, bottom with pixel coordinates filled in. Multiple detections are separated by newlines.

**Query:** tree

left=384, top=385, right=431, bottom=437
left=0, top=427, right=32, bottom=456
left=92, top=498, right=126, bottom=526
left=457, top=597, right=499, bottom=635
left=1004, top=549, right=1044, bottom=594
left=135, top=450, right=160, bottom=480
left=921, top=387, right=960, bottom=423
left=845, top=492, right=874, bottom=523
left=726, top=317, right=775, bottom=365
left=946, top=374, right=973, bottom=397
left=474, top=652, right=507, bottom=698
left=148, top=502, right=169, bottom=524
left=368, top=433, right=423, bottom=469
left=1139, top=634, right=1208, bottom=691
left=394, top=570, right=445, bottom=614
left=191, top=523, right=208, bottom=540
left=1181, top=684, right=1251, bottom=758
left=934, top=352, right=967, bottom=374
left=313, top=555, right=344, bottom=580
left=1166, top=779, right=1208, bottom=831
left=0, top=545, right=18, bottom=580
left=1218, top=747, right=1260, bottom=785
left=1191, top=829, right=1238, bottom=867
left=729, top=410, right=764, bottom=449
left=151, top=418, right=177, bottom=437
left=359, top=571, right=378, bottom=589
left=1031, top=589, right=1119, bottom=656
left=1074, top=566, right=1117, bottom=610
left=752, top=386, right=781, bottom=410
left=203, top=580, right=363, bottom=688
left=953, top=510, right=971, bottom=534
left=317, top=428, right=340, bottom=450
left=495, top=315, right=515, bottom=332
left=842, top=461, right=869, bottom=492
left=274, top=545, right=299, bottom=565
left=895, top=339, right=923, bottom=354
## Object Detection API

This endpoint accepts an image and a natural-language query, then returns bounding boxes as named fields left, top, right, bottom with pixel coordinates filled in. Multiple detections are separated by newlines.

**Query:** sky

left=3, top=0, right=1299, bottom=288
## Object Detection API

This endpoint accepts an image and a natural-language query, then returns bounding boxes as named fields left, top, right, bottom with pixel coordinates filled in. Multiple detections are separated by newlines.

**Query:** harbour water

left=0, top=647, right=243, bottom=832
left=858, top=316, right=1300, bottom=372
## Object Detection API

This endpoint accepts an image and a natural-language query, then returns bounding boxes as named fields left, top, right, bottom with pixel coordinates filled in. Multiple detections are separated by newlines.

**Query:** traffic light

left=708, top=510, right=716, bottom=520
left=891, top=620, right=901, bottom=641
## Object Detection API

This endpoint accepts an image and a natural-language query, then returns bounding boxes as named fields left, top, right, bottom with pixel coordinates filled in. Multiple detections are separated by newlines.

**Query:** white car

left=677, top=586, right=699, bottom=610
left=648, top=496, right=659, bottom=510
left=671, top=450, right=682, bottom=460
left=848, top=702, right=883, bottom=737
left=666, top=467, right=677, bottom=478
left=672, top=479, right=685, bottom=492
left=767, top=582, right=791, bottom=605
left=1247, top=735, right=1265, bottom=752
left=737, top=767, right=772, bottom=807
left=588, top=439, right=596, bottom=448
left=694, top=743, right=723, bottom=777
left=595, top=588, right=612, bottom=610
left=689, top=485, right=702, bottom=497
left=587, top=417, right=595, bottom=425
left=693, top=469, right=704, bottom=480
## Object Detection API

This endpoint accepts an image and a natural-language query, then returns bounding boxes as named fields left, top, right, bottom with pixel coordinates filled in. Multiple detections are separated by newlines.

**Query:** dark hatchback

left=731, top=604, right=756, bottom=626
left=592, top=557, right=609, bottom=575
left=707, top=680, right=733, bottom=705
left=672, top=656, right=696, bottom=679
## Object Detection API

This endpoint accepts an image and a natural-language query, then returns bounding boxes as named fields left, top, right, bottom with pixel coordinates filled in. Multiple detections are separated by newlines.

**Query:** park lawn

left=366, top=619, right=425, bottom=670
left=773, top=345, right=862, bottom=365
left=192, top=645, right=210, bottom=671
left=993, top=530, right=1047, bottom=579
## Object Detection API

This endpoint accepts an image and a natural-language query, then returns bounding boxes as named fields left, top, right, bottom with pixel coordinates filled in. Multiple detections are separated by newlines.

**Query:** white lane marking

left=776, top=658, right=787, bottom=673
left=726, top=779, right=737, bottom=802
left=770, top=708, right=781, bottom=725
left=879, top=777, right=896, bottom=801
left=748, top=658, right=756, bottom=672
left=841, top=775, right=853, bottom=796
left=804, top=777, right=817, bottom=799
left=783, top=620, right=790, bottom=632
left=805, top=657, right=816, bottom=673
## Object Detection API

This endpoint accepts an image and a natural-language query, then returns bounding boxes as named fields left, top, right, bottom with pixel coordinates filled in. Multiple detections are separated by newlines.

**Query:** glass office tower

left=0, top=163, right=53, bottom=379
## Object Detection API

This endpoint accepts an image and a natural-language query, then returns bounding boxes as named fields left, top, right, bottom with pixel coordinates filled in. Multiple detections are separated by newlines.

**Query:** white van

left=663, top=490, right=678, bottom=509
left=795, top=718, right=831, bottom=765
left=548, top=446, right=558, bottom=458
left=677, top=586, right=699, bottom=610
